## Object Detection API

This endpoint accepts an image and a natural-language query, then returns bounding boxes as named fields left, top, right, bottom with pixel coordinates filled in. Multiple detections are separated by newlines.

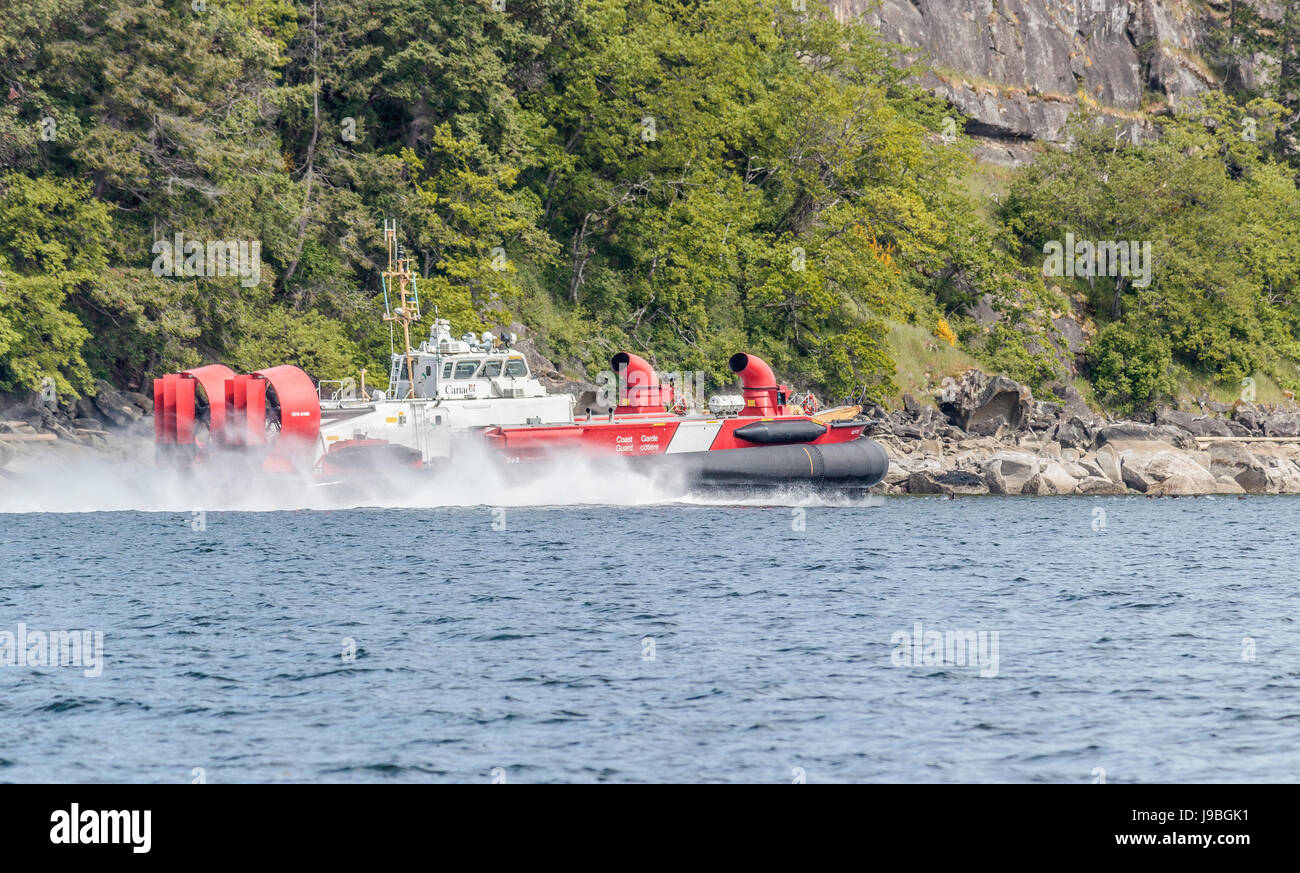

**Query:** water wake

left=0, top=435, right=881, bottom=513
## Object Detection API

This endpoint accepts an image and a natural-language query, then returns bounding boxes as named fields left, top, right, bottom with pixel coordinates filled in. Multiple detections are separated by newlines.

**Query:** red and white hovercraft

left=152, top=350, right=889, bottom=492
left=481, top=351, right=889, bottom=491
left=150, top=224, right=887, bottom=492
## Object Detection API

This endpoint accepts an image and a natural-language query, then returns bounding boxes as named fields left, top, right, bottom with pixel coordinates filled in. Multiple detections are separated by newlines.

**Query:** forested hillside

left=2, top=0, right=1300, bottom=414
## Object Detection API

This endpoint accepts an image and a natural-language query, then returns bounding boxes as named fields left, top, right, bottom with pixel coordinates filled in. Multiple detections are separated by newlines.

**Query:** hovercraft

left=150, top=222, right=888, bottom=492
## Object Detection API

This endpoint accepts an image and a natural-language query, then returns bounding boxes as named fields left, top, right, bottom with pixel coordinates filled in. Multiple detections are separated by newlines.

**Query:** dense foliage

left=2, top=0, right=1299, bottom=415
left=1003, top=94, right=1300, bottom=412
left=0, top=0, right=1028, bottom=405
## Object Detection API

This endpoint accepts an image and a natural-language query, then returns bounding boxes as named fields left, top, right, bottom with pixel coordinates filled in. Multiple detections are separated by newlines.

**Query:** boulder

left=885, top=455, right=941, bottom=487
left=1262, top=413, right=1300, bottom=437
left=1060, top=461, right=1090, bottom=479
left=1051, top=415, right=1093, bottom=449
left=970, top=414, right=1007, bottom=437
left=1232, top=405, right=1263, bottom=434
left=1094, top=445, right=1124, bottom=484
left=1042, top=381, right=1097, bottom=421
left=1037, top=460, right=1081, bottom=493
left=1155, top=407, right=1233, bottom=437
left=937, top=370, right=1032, bottom=434
left=983, top=464, right=1009, bottom=495
left=92, top=380, right=143, bottom=428
left=1208, top=442, right=1268, bottom=493
left=916, top=437, right=943, bottom=456
left=125, top=391, right=154, bottom=414
left=907, top=470, right=989, bottom=496
left=1120, top=456, right=1158, bottom=493
left=1095, top=423, right=1196, bottom=450
left=74, top=396, right=100, bottom=421
left=981, top=451, right=1038, bottom=494
left=1020, top=473, right=1049, bottom=495
left=1120, top=448, right=1219, bottom=494
left=1151, top=474, right=1211, bottom=496
left=1078, top=457, right=1107, bottom=480
left=1214, top=475, right=1246, bottom=495
left=1077, top=476, right=1128, bottom=495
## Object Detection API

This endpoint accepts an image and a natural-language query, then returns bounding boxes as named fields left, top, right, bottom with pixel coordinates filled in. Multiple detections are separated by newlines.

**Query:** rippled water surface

left=2, top=495, right=1298, bottom=782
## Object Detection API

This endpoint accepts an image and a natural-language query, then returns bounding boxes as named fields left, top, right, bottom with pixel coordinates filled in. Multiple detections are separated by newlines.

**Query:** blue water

left=1, top=496, right=1297, bottom=783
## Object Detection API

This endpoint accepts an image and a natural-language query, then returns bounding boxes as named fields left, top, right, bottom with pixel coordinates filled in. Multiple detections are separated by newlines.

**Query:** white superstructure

left=314, top=318, right=574, bottom=468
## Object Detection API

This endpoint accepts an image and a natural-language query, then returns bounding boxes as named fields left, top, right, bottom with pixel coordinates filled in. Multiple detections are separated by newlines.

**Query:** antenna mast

left=381, top=219, right=421, bottom=399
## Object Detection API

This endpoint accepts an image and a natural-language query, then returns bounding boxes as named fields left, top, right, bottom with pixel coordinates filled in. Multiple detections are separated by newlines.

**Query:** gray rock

left=849, top=0, right=1208, bottom=144
left=125, top=391, right=154, bottom=414
left=1156, top=407, right=1233, bottom=437
left=969, top=413, right=1008, bottom=438
left=1020, top=473, right=1049, bottom=496
left=1262, top=413, right=1300, bottom=437
left=1094, top=445, right=1123, bottom=484
left=907, top=470, right=988, bottom=496
left=1036, top=460, right=1080, bottom=494
left=1095, top=423, right=1196, bottom=450
left=1077, top=476, right=1128, bottom=495
left=983, top=465, right=1009, bottom=495
left=1052, top=415, right=1094, bottom=449
left=92, top=380, right=143, bottom=429
left=937, top=369, right=1031, bottom=434
left=1078, top=458, right=1107, bottom=480
left=1214, top=475, right=1246, bottom=494
left=1208, top=442, right=1269, bottom=493
left=982, top=451, right=1038, bottom=494
left=1232, top=406, right=1263, bottom=434
left=1120, top=458, right=1157, bottom=493
left=74, top=396, right=100, bottom=421
left=902, top=393, right=925, bottom=419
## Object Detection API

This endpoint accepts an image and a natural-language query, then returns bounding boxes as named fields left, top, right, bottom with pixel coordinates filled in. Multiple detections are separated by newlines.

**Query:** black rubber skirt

left=666, top=437, right=889, bottom=488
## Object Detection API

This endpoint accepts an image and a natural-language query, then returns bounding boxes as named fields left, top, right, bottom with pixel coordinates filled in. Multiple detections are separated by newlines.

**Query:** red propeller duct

left=155, top=364, right=320, bottom=472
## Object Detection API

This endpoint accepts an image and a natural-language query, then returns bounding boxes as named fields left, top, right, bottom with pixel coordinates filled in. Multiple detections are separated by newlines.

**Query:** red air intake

left=728, top=353, right=780, bottom=416
left=612, top=352, right=672, bottom=414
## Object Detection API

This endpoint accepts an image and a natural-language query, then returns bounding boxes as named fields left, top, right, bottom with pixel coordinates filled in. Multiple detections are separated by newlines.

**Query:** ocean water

left=1, top=483, right=1298, bottom=783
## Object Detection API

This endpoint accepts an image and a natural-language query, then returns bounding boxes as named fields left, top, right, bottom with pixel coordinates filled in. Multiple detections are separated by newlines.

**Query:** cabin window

left=481, top=359, right=503, bottom=378
left=454, top=360, right=480, bottom=379
left=442, top=361, right=453, bottom=378
left=424, top=365, right=432, bottom=377
left=504, top=358, right=528, bottom=377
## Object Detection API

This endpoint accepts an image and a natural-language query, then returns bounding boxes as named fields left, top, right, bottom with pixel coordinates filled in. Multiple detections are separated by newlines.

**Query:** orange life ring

left=802, top=393, right=819, bottom=415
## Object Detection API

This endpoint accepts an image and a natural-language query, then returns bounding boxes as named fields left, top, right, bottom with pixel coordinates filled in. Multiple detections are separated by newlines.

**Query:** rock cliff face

left=833, top=0, right=1276, bottom=159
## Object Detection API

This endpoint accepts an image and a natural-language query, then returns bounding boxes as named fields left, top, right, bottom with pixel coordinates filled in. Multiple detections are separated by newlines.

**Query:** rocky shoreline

left=6, top=369, right=1300, bottom=497
left=865, top=370, right=1300, bottom=497
left=0, top=380, right=154, bottom=475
